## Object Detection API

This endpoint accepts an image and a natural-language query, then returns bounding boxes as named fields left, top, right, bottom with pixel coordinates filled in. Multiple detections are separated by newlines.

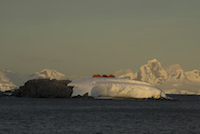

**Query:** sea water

left=0, top=95, right=199, bottom=134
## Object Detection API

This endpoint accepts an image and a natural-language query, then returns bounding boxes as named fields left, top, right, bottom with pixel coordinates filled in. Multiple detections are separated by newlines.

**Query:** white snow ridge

left=68, top=78, right=169, bottom=99
left=29, top=69, right=69, bottom=80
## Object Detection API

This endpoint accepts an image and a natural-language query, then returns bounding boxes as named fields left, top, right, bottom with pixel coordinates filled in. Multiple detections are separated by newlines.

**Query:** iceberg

left=69, top=78, right=168, bottom=99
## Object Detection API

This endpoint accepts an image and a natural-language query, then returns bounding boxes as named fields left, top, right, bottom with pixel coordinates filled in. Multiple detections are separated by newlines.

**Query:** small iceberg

left=69, top=78, right=172, bottom=100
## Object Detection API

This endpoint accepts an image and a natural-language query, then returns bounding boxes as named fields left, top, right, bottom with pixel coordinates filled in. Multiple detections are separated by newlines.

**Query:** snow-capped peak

left=137, top=59, right=168, bottom=85
left=31, top=69, right=69, bottom=80
left=147, top=59, right=162, bottom=70
left=147, top=59, right=159, bottom=63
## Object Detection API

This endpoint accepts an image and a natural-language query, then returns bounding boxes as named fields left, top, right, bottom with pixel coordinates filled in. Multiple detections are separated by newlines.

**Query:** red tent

left=101, top=74, right=108, bottom=77
left=92, top=74, right=101, bottom=77
left=108, top=74, right=115, bottom=78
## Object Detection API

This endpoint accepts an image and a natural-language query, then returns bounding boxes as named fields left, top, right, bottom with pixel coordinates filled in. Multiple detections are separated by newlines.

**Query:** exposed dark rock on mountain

left=13, top=79, right=73, bottom=98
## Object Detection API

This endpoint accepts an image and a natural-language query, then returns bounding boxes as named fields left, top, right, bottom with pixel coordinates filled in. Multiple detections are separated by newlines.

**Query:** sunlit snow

left=69, top=78, right=167, bottom=99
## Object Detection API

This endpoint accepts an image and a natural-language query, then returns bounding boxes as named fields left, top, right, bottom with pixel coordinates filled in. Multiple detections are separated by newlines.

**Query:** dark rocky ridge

left=13, top=79, right=73, bottom=98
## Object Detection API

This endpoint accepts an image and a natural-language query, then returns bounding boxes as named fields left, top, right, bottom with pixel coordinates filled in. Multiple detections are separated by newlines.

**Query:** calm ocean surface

left=0, top=95, right=199, bottom=134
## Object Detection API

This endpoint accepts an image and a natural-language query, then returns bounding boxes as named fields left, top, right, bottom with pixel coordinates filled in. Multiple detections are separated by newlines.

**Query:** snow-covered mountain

left=185, top=69, right=200, bottom=81
left=0, top=69, right=69, bottom=92
left=117, top=59, right=200, bottom=95
left=0, top=69, right=22, bottom=91
left=158, top=68, right=200, bottom=94
left=29, top=69, right=69, bottom=80
left=136, top=59, right=168, bottom=85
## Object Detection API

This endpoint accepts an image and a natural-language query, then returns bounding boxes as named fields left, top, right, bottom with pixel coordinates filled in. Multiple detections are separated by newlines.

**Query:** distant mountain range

left=115, top=59, right=200, bottom=95
left=1, top=59, right=200, bottom=94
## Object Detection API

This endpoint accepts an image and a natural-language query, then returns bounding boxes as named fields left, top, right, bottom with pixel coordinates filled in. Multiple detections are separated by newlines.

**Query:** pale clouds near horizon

left=1, top=0, right=200, bottom=76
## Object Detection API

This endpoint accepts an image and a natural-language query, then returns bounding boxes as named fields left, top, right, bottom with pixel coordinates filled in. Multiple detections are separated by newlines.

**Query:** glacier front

left=69, top=78, right=168, bottom=99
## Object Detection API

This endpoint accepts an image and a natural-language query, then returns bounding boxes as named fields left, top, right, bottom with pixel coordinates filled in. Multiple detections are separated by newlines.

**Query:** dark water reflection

left=0, top=95, right=200, bottom=134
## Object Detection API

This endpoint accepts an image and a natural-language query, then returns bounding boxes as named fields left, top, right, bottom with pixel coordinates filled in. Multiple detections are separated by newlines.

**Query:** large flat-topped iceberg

left=69, top=78, right=168, bottom=99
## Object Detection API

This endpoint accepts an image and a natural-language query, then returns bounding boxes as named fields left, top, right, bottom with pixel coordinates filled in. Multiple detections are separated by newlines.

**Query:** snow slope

left=157, top=79, right=200, bottom=95
left=0, top=69, right=20, bottom=91
left=0, top=81, right=17, bottom=92
left=68, top=78, right=168, bottom=99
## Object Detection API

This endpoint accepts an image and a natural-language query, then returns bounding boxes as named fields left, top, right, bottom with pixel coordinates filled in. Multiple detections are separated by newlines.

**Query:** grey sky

left=1, top=0, right=200, bottom=76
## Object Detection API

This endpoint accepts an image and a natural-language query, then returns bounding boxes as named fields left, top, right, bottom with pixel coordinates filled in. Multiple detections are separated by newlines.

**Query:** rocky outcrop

left=13, top=79, right=73, bottom=98
left=72, top=93, right=93, bottom=99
